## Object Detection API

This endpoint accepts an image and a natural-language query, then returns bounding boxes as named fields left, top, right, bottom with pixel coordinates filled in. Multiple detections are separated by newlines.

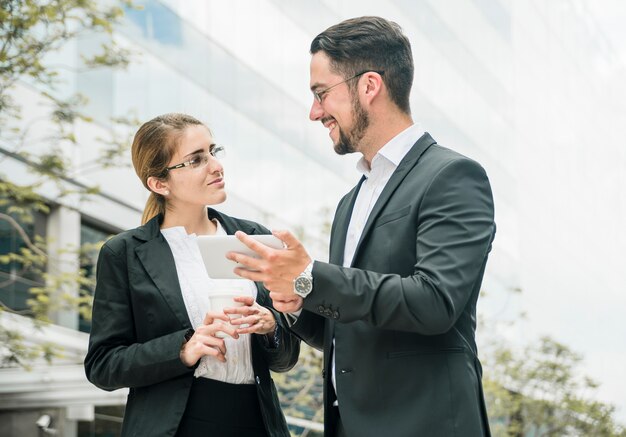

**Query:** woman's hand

left=180, top=311, right=239, bottom=367
left=224, top=296, right=277, bottom=335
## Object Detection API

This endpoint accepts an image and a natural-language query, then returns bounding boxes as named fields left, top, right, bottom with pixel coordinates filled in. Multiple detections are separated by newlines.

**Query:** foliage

left=0, top=0, right=138, bottom=367
left=482, top=309, right=625, bottom=436
left=274, top=343, right=324, bottom=436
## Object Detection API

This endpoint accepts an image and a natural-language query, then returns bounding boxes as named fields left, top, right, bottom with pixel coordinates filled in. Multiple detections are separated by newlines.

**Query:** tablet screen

left=196, top=234, right=284, bottom=279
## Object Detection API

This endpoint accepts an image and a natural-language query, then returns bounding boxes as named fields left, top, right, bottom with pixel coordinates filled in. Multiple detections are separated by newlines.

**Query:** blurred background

left=1, top=0, right=625, bottom=436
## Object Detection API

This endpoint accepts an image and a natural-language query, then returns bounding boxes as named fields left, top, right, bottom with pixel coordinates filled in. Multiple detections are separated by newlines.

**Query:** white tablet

left=196, top=234, right=284, bottom=279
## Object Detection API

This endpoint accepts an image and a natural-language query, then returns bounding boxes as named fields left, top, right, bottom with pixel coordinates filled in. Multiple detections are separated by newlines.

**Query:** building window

left=0, top=206, right=46, bottom=314
left=79, top=220, right=115, bottom=333
left=77, top=405, right=125, bottom=437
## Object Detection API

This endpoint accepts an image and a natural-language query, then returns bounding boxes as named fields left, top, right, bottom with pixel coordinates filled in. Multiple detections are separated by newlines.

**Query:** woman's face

left=164, top=125, right=226, bottom=208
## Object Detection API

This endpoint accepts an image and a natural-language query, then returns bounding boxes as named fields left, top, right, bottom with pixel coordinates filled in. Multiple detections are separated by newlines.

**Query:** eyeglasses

left=312, top=70, right=385, bottom=103
left=165, top=145, right=225, bottom=172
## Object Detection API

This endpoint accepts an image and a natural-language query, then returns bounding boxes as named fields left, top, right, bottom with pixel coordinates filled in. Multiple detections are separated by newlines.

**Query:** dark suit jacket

left=290, top=133, right=495, bottom=437
left=84, top=209, right=300, bottom=437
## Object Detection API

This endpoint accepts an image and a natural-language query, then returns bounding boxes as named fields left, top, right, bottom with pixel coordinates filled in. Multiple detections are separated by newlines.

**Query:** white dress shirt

left=161, top=221, right=257, bottom=384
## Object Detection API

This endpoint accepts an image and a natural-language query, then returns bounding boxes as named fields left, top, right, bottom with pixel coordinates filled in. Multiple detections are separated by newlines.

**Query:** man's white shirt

left=292, top=123, right=425, bottom=403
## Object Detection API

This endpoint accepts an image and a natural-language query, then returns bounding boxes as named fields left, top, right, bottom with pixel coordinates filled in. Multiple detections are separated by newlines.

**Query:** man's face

left=309, top=52, right=370, bottom=155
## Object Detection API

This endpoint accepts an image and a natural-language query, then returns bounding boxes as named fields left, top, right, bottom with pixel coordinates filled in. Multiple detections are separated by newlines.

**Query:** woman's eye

left=189, top=156, right=202, bottom=167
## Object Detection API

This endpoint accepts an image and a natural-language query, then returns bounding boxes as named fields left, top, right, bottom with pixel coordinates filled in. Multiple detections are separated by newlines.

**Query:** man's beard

left=334, top=96, right=369, bottom=155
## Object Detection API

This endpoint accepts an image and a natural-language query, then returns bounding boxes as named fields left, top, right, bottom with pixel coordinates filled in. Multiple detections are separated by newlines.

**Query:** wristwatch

left=293, top=261, right=314, bottom=298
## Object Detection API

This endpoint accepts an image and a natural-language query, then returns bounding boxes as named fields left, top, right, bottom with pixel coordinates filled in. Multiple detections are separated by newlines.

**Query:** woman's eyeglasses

left=165, top=145, right=225, bottom=172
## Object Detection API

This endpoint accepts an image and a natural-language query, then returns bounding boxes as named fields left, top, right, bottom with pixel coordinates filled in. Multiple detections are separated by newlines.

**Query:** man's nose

left=309, top=98, right=324, bottom=121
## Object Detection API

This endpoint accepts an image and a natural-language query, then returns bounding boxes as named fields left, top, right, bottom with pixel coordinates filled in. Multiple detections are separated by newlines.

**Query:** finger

left=229, top=314, right=261, bottom=326
left=236, top=324, right=267, bottom=335
left=200, top=345, right=226, bottom=362
left=202, top=336, right=227, bottom=355
left=233, top=231, right=274, bottom=258
left=211, top=321, right=239, bottom=339
left=227, top=251, right=263, bottom=272
left=235, top=318, right=267, bottom=335
left=223, top=305, right=257, bottom=317
left=203, top=311, right=230, bottom=325
left=232, top=295, right=255, bottom=306
left=233, top=266, right=265, bottom=281
left=197, top=321, right=239, bottom=340
left=184, top=338, right=227, bottom=363
left=193, top=333, right=226, bottom=353
left=272, top=229, right=301, bottom=250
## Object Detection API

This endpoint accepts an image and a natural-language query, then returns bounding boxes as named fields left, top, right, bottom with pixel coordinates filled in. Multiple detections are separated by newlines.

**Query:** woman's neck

left=161, top=206, right=217, bottom=235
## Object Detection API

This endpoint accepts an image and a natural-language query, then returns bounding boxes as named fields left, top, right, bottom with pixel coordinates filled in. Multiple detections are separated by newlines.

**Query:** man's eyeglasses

left=165, top=145, right=225, bottom=172
left=313, top=70, right=385, bottom=103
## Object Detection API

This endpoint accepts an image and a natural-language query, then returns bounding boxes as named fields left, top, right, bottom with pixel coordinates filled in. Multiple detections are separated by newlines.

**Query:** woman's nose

left=206, top=155, right=223, bottom=175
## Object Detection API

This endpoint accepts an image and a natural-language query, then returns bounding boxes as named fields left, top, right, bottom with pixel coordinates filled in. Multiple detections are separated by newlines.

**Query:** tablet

left=196, top=234, right=284, bottom=279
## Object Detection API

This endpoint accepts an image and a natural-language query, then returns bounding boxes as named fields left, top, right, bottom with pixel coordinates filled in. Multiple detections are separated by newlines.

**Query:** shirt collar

left=356, top=123, right=425, bottom=177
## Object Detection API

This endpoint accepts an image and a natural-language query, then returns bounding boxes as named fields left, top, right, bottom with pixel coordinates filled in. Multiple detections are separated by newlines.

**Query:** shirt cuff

left=284, top=310, right=302, bottom=327
left=262, top=324, right=280, bottom=349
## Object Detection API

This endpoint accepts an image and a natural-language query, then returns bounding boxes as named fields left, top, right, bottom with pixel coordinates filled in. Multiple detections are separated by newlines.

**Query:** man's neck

left=361, top=114, right=414, bottom=165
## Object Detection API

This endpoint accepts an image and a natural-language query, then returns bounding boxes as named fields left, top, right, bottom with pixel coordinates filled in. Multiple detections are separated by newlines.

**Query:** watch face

left=295, top=277, right=312, bottom=295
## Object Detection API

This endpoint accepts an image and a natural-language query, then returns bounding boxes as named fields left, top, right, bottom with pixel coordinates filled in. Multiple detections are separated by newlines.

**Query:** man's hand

left=227, top=230, right=311, bottom=310
left=270, top=295, right=304, bottom=313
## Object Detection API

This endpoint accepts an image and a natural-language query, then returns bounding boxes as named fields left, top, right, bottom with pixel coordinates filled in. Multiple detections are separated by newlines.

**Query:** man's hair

left=310, top=16, right=414, bottom=113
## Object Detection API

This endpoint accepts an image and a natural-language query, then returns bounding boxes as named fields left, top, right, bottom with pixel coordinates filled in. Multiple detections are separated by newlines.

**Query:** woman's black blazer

left=84, top=208, right=300, bottom=437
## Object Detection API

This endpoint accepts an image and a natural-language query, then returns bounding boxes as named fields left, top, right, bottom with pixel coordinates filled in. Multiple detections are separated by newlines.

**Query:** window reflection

left=0, top=207, right=46, bottom=314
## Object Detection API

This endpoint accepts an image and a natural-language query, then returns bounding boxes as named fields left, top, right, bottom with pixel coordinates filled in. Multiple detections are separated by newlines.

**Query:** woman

left=84, top=113, right=300, bottom=437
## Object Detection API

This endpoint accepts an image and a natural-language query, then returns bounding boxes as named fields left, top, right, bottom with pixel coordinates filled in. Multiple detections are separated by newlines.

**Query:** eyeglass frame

left=312, top=70, right=385, bottom=103
left=165, top=144, right=225, bottom=172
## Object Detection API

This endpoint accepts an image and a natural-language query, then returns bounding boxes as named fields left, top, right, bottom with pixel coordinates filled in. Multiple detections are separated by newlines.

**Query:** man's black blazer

left=84, top=209, right=300, bottom=437
left=290, top=133, right=495, bottom=437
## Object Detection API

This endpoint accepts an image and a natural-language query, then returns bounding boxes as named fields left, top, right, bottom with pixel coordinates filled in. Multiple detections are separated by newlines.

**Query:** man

left=229, top=16, right=495, bottom=437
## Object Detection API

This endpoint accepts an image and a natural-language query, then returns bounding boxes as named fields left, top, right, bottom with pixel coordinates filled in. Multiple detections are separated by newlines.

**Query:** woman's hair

left=310, top=16, right=414, bottom=114
left=130, top=113, right=207, bottom=224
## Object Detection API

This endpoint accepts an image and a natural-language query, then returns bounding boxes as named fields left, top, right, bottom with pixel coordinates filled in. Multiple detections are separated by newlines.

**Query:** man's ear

left=362, top=71, right=384, bottom=104
left=147, top=176, right=170, bottom=196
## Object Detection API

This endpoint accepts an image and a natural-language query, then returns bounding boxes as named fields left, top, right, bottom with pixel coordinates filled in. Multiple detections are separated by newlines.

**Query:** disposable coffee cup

left=209, top=287, right=250, bottom=338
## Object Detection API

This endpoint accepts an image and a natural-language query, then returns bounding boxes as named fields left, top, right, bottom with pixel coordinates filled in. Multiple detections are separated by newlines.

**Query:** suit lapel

left=329, top=177, right=365, bottom=266
left=133, top=216, right=191, bottom=328
left=326, top=177, right=365, bottom=345
left=351, top=133, right=436, bottom=266
left=207, top=207, right=259, bottom=236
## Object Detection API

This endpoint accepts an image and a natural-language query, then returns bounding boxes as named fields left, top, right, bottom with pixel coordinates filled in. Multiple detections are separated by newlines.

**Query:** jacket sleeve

left=302, top=158, right=496, bottom=335
left=254, top=284, right=300, bottom=372
left=84, top=243, right=193, bottom=391
left=284, top=310, right=325, bottom=352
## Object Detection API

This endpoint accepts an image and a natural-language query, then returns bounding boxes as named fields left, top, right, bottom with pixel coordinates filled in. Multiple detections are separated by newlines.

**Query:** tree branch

left=0, top=212, right=46, bottom=258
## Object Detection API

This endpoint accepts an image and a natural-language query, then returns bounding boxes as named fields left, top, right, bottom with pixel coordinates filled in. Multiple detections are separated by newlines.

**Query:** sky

left=480, top=0, right=626, bottom=422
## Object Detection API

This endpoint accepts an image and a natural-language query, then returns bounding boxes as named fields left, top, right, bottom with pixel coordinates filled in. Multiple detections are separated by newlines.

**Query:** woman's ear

left=147, top=176, right=170, bottom=196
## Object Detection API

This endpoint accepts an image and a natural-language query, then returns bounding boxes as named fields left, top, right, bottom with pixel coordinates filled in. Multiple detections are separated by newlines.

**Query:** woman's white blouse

left=161, top=222, right=257, bottom=384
